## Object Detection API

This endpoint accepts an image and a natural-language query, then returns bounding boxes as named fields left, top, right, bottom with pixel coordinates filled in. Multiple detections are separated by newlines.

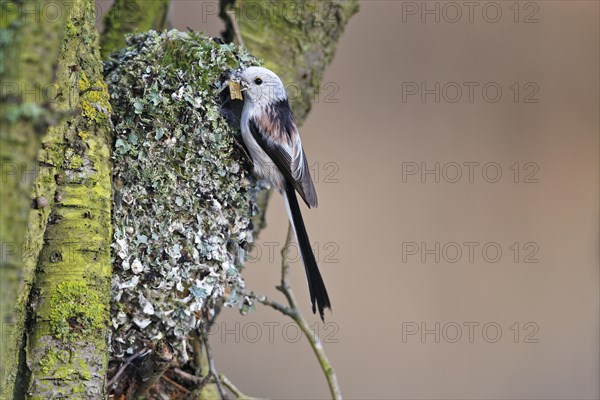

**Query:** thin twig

left=155, top=389, right=170, bottom=400
left=247, top=292, right=294, bottom=317
left=172, top=367, right=202, bottom=384
left=161, top=374, right=191, bottom=394
left=172, top=367, right=216, bottom=397
left=220, top=374, right=255, bottom=400
left=200, top=323, right=228, bottom=399
left=247, top=223, right=343, bottom=399
left=288, top=302, right=342, bottom=400
left=226, top=9, right=245, bottom=47
left=191, top=330, right=204, bottom=377
left=107, top=347, right=150, bottom=388
left=278, top=225, right=297, bottom=308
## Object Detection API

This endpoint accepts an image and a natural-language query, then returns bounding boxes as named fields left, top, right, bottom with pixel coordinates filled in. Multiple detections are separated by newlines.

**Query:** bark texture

left=0, top=0, right=67, bottom=396
left=99, top=0, right=170, bottom=59
left=130, top=340, right=174, bottom=399
left=19, top=0, right=114, bottom=397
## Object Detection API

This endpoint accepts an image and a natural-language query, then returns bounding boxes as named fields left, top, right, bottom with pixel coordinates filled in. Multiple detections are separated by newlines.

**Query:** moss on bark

left=20, top=0, right=114, bottom=397
left=0, top=0, right=358, bottom=396
left=0, top=0, right=68, bottom=396
left=99, top=0, right=170, bottom=59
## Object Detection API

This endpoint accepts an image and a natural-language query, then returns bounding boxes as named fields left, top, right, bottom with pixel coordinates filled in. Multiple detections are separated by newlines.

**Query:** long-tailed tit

left=235, top=66, right=331, bottom=320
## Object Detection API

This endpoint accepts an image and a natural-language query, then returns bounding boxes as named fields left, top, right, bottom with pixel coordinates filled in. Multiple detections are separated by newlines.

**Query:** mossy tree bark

left=1, top=0, right=358, bottom=396
left=0, top=0, right=68, bottom=396
left=0, top=0, right=174, bottom=396
left=12, top=0, right=113, bottom=397
left=99, top=0, right=170, bottom=59
left=220, top=0, right=359, bottom=124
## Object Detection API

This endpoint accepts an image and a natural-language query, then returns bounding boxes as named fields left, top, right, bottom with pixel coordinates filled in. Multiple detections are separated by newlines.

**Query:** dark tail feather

left=284, top=182, right=331, bottom=320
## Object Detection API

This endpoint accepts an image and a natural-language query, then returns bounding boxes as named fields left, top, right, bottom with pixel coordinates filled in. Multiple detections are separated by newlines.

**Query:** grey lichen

left=105, top=30, right=260, bottom=359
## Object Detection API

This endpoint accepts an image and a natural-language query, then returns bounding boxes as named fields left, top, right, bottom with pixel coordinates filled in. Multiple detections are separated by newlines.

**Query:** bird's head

left=237, top=67, right=287, bottom=106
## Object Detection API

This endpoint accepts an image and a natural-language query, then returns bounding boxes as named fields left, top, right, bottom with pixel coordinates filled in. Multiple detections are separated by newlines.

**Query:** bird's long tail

left=284, top=182, right=331, bottom=320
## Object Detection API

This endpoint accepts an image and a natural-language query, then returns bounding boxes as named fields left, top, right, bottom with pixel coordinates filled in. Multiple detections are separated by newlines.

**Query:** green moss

left=49, top=281, right=106, bottom=342
left=39, top=348, right=67, bottom=375
left=74, top=357, right=92, bottom=380
left=78, top=71, right=91, bottom=91
left=21, top=0, right=113, bottom=396
left=0, top=0, right=71, bottom=393
left=78, top=72, right=112, bottom=123
left=38, top=348, right=92, bottom=383
left=99, top=0, right=169, bottom=59
left=66, top=19, right=77, bottom=37
left=0, top=1, right=19, bottom=30
left=64, top=148, right=84, bottom=169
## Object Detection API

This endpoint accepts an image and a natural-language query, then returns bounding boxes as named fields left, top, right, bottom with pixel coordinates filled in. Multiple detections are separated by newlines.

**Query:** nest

left=105, top=30, right=261, bottom=367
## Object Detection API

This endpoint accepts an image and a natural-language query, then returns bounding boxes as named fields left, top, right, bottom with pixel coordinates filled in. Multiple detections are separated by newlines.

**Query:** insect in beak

left=228, top=79, right=244, bottom=100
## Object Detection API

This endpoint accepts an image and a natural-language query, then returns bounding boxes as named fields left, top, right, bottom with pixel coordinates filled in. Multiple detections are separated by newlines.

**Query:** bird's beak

left=233, top=69, right=248, bottom=89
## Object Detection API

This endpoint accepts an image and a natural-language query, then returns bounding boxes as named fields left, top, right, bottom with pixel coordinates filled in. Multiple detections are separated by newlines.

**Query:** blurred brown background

left=99, top=1, right=599, bottom=398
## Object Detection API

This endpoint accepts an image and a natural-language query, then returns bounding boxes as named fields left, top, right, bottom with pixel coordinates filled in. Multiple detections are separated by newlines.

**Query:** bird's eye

left=254, top=77, right=263, bottom=85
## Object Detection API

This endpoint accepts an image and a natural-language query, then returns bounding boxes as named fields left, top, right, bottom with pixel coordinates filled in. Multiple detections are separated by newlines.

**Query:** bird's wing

left=249, top=102, right=318, bottom=208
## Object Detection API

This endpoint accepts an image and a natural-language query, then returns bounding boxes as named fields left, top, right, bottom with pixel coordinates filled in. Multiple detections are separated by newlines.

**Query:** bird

left=235, top=66, right=331, bottom=320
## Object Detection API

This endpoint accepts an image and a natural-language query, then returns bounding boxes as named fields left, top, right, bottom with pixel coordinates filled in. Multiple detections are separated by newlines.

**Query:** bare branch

left=107, top=347, right=150, bottom=389
left=133, top=339, right=175, bottom=400
left=200, top=323, right=228, bottom=399
left=246, top=223, right=342, bottom=399
left=220, top=374, right=256, bottom=400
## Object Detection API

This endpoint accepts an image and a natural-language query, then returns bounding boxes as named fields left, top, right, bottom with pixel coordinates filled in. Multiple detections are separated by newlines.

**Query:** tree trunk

left=0, top=0, right=68, bottom=396
left=0, top=0, right=358, bottom=396
left=0, top=0, right=175, bottom=396
left=19, top=0, right=114, bottom=397
left=99, top=0, right=170, bottom=59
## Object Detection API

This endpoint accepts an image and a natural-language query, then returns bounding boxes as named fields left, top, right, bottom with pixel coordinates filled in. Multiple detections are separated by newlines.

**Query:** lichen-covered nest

left=105, top=30, right=260, bottom=359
